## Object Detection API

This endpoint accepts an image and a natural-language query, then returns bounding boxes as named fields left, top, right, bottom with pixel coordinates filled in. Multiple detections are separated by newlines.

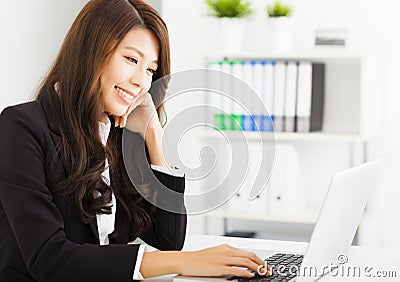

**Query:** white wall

left=379, top=1, right=400, bottom=247
left=0, top=0, right=85, bottom=110
left=163, top=0, right=384, bottom=68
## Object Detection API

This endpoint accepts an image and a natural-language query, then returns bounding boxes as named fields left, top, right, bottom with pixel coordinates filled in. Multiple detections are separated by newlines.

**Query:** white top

left=97, top=118, right=183, bottom=280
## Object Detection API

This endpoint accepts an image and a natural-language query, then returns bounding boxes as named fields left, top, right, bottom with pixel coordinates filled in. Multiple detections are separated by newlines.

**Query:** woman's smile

left=114, top=85, right=136, bottom=105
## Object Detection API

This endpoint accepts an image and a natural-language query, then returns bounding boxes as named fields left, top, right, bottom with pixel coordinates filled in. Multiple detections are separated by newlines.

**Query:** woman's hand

left=140, top=244, right=272, bottom=279
left=114, top=92, right=166, bottom=166
left=178, top=244, right=272, bottom=278
left=114, top=92, right=161, bottom=138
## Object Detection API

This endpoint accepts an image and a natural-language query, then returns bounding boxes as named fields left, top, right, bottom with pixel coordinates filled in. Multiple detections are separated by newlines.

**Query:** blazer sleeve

left=0, top=106, right=140, bottom=282
left=140, top=169, right=187, bottom=251
left=120, top=129, right=187, bottom=251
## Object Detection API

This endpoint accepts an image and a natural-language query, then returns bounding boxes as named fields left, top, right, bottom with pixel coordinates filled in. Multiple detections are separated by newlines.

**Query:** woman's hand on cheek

left=121, top=92, right=162, bottom=138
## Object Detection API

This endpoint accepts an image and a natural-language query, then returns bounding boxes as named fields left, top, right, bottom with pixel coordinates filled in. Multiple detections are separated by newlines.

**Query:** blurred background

left=1, top=0, right=399, bottom=248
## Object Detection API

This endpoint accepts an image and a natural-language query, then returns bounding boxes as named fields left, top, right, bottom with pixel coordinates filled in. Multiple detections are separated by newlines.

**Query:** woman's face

left=100, top=28, right=159, bottom=120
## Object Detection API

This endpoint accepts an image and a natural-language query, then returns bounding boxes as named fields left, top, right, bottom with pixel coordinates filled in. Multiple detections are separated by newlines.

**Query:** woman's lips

left=114, top=85, right=139, bottom=105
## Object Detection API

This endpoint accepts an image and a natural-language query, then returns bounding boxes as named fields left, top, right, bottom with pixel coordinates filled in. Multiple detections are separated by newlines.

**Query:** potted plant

left=266, top=1, right=293, bottom=52
left=267, top=1, right=292, bottom=18
left=206, top=0, right=253, bottom=53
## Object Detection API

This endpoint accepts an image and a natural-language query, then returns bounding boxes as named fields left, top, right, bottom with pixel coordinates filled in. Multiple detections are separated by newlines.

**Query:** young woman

left=0, top=0, right=270, bottom=281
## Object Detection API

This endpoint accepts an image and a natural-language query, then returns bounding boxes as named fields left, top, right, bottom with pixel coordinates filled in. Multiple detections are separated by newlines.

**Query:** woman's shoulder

left=0, top=100, right=48, bottom=134
left=1, top=100, right=43, bottom=117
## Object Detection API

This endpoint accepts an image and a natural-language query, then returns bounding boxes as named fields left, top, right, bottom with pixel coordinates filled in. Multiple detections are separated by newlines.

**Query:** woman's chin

left=110, top=107, right=129, bottom=118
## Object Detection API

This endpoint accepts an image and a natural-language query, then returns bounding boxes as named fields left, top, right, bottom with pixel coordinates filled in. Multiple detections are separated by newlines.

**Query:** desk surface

left=146, top=235, right=400, bottom=282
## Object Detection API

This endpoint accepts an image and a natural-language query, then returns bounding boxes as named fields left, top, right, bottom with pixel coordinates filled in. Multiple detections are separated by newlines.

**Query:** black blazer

left=0, top=98, right=187, bottom=282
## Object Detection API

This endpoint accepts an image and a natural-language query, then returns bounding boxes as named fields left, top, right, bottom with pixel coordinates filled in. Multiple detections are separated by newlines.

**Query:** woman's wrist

left=140, top=251, right=185, bottom=278
left=145, top=126, right=167, bottom=167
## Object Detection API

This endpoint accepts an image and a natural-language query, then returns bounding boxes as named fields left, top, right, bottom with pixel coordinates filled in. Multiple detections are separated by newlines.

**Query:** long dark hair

left=36, top=0, right=170, bottom=241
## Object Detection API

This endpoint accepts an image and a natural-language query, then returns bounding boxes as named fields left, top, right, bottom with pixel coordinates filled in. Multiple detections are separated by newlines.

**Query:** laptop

left=173, top=160, right=380, bottom=282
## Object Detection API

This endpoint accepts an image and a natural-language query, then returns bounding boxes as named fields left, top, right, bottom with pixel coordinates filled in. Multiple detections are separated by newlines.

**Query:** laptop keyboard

left=227, top=253, right=304, bottom=281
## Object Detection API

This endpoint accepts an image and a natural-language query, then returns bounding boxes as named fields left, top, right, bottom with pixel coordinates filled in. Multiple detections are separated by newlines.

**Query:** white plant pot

left=266, top=17, right=293, bottom=53
left=219, top=18, right=244, bottom=54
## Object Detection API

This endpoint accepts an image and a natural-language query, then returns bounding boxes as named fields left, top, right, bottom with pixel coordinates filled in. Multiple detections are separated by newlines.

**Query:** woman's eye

left=148, top=69, right=157, bottom=75
left=125, top=56, right=138, bottom=64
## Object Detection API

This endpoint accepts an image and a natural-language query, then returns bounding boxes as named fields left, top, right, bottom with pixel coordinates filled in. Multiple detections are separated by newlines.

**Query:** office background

left=1, top=0, right=399, bottom=248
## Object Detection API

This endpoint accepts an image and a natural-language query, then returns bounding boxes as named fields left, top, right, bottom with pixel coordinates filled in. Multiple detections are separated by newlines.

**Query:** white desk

left=146, top=235, right=400, bottom=281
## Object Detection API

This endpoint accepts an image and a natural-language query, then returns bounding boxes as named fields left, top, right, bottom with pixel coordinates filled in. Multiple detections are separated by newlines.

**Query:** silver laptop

left=174, top=159, right=380, bottom=282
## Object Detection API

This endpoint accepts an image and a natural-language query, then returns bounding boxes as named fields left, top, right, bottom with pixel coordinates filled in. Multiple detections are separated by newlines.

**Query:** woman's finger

left=234, top=249, right=265, bottom=266
left=113, top=101, right=134, bottom=128
left=225, top=257, right=259, bottom=272
left=114, top=116, right=119, bottom=127
left=226, top=247, right=272, bottom=275
left=120, top=115, right=127, bottom=128
left=125, top=101, right=135, bottom=116
left=227, top=257, right=272, bottom=277
left=223, top=266, right=254, bottom=278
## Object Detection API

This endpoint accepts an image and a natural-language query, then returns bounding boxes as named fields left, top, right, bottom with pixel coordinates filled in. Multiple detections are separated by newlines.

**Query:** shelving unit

left=206, top=50, right=363, bottom=62
left=197, top=130, right=367, bottom=143
left=197, top=50, right=381, bottom=240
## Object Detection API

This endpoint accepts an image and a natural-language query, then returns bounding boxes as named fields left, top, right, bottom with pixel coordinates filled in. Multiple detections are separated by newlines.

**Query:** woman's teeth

left=116, top=86, right=134, bottom=99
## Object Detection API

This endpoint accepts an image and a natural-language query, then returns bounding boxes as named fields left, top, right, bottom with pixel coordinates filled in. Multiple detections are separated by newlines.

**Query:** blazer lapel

left=38, top=93, right=101, bottom=243
left=109, top=200, right=129, bottom=244
left=88, top=217, right=100, bottom=243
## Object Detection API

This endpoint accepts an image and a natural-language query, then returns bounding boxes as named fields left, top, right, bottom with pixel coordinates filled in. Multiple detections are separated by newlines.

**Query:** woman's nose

left=129, top=67, right=146, bottom=89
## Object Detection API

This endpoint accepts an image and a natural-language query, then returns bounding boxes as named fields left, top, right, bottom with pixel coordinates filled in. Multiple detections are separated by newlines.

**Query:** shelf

left=206, top=50, right=363, bottom=62
left=206, top=210, right=318, bottom=225
left=196, top=130, right=367, bottom=143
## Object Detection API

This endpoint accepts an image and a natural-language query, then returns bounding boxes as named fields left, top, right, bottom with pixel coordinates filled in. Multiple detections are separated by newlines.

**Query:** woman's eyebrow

left=123, top=46, right=158, bottom=64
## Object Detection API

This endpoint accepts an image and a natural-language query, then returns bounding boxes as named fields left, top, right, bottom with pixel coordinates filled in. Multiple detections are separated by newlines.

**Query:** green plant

left=206, top=0, right=253, bottom=18
left=266, top=1, right=292, bottom=17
